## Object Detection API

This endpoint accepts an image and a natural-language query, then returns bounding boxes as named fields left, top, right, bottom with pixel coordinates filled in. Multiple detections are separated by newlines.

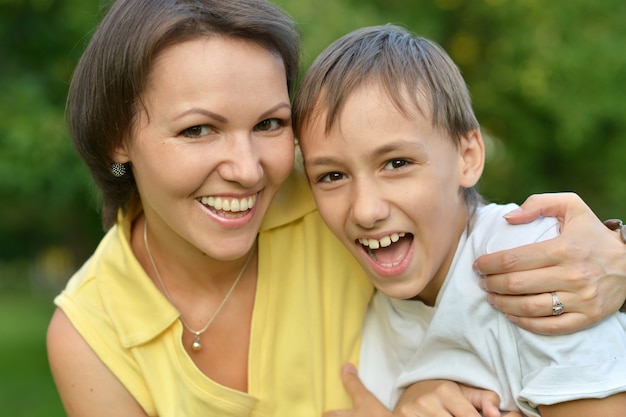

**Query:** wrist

left=604, top=219, right=626, bottom=244
left=603, top=219, right=626, bottom=313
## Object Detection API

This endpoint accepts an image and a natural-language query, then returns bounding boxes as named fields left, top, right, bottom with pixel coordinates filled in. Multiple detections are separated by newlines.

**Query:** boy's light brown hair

left=293, top=24, right=482, bottom=209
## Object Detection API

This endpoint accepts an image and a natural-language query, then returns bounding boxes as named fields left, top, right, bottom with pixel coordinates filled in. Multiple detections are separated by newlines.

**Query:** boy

left=293, top=24, right=626, bottom=416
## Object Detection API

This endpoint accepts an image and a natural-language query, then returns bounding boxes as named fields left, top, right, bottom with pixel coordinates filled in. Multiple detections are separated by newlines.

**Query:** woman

left=47, top=0, right=626, bottom=416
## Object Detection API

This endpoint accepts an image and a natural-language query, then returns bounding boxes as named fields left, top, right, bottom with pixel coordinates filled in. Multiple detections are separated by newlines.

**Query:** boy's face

left=300, top=83, right=483, bottom=303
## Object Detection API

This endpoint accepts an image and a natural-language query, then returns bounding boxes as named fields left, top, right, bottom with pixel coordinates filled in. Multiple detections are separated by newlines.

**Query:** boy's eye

left=256, top=118, right=283, bottom=132
left=319, top=172, right=346, bottom=183
left=181, top=125, right=213, bottom=138
left=385, top=159, right=408, bottom=170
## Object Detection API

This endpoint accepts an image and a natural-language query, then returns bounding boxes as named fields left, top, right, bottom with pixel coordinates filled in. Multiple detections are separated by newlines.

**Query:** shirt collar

left=95, top=207, right=179, bottom=348
left=95, top=169, right=316, bottom=348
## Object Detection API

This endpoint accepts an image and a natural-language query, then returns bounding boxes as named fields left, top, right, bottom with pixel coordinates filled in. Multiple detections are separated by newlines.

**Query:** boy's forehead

left=298, top=80, right=438, bottom=156
left=305, top=86, right=415, bottom=138
left=323, top=81, right=431, bottom=126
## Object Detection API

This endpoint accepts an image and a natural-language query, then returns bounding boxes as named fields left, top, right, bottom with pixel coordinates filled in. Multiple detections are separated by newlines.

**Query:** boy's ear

left=458, top=129, right=485, bottom=188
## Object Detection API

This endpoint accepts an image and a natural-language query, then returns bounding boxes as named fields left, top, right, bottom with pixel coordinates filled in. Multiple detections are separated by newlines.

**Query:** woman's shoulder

left=54, top=215, right=178, bottom=351
left=260, top=169, right=317, bottom=232
left=47, top=308, right=150, bottom=417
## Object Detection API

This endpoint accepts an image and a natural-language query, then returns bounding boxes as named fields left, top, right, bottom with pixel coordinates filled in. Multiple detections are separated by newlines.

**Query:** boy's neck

left=409, top=208, right=473, bottom=306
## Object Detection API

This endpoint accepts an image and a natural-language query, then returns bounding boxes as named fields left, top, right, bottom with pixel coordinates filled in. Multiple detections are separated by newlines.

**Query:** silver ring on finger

left=551, top=292, right=565, bottom=316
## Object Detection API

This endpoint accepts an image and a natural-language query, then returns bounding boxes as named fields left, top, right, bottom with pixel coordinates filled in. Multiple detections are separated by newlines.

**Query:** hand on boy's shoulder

left=476, top=203, right=560, bottom=255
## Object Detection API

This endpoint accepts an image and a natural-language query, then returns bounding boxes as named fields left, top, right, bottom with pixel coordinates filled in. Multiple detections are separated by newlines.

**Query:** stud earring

left=111, top=161, right=126, bottom=177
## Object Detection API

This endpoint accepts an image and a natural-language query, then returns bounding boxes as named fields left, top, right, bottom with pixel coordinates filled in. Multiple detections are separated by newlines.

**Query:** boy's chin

left=370, top=277, right=420, bottom=300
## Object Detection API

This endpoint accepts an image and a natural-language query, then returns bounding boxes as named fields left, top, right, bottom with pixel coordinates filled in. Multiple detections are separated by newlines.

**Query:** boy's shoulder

left=472, top=203, right=560, bottom=255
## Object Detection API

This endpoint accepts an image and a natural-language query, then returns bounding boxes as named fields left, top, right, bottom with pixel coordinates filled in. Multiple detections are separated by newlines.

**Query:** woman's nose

left=217, top=134, right=263, bottom=187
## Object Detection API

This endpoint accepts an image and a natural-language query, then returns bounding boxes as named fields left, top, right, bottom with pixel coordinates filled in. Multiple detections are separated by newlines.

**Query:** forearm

left=538, top=392, right=626, bottom=417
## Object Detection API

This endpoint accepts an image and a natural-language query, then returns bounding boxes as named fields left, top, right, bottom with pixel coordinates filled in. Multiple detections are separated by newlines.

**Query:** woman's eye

left=256, top=118, right=283, bottom=132
left=385, top=159, right=408, bottom=170
left=319, top=172, right=346, bottom=183
left=180, top=125, right=212, bottom=138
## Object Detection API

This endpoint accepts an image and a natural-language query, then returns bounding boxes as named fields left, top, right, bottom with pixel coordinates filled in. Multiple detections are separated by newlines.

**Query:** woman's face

left=117, top=36, right=294, bottom=262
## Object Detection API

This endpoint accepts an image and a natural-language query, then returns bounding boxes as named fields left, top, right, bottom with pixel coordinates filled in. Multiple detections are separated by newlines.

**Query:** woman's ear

left=458, top=129, right=485, bottom=188
left=112, top=142, right=130, bottom=164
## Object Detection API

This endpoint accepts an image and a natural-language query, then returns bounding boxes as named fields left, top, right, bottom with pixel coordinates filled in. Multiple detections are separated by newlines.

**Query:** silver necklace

left=143, top=219, right=254, bottom=352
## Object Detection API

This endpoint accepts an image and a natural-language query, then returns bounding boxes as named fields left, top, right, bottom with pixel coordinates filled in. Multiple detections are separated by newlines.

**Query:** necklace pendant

left=191, top=332, right=202, bottom=351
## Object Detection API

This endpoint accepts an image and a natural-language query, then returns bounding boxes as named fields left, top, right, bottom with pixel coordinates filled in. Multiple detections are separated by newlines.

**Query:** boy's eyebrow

left=305, top=155, right=339, bottom=167
left=305, top=140, right=423, bottom=167
left=375, top=141, right=420, bottom=155
left=368, top=140, right=426, bottom=158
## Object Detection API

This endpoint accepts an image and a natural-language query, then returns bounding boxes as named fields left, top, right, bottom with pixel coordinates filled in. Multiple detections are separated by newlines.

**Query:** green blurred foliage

left=1, top=0, right=625, bottom=281
left=0, top=294, right=63, bottom=416
left=286, top=0, right=626, bottom=216
left=1, top=0, right=103, bottom=268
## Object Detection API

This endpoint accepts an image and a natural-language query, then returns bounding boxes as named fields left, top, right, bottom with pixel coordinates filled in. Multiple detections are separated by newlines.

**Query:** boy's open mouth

left=357, top=233, right=413, bottom=267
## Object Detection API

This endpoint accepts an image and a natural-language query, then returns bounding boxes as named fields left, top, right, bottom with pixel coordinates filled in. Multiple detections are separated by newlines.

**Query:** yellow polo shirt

left=55, top=171, right=373, bottom=416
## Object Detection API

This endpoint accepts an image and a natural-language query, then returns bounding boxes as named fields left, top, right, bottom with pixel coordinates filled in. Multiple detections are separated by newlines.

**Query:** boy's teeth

left=201, top=195, right=256, bottom=212
left=379, top=236, right=392, bottom=247
left=359, top=233, right=405, bottom=249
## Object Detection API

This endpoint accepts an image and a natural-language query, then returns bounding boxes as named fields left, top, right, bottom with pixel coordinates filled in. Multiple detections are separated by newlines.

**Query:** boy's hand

left=394, top=379, right=506, bottom=417
left=324, top=364, right=523, bottom=417
left=474, top=192, right=626, bottom=335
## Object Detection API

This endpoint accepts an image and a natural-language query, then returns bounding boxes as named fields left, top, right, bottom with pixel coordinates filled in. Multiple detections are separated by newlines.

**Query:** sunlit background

left=1, top=0, right=625, bottom=415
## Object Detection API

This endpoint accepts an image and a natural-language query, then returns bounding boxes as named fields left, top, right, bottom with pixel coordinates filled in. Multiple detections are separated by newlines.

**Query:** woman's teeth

left=200, top=194, right=257, bottom=212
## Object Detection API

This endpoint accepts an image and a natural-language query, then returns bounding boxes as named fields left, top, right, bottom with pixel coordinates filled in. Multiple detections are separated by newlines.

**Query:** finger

left=486, top=291, right=581, bottom=318
left=502, top=193, right=587, bottom=225
left=340, top=364, right=391, bottom=416
left=430, top=384, right=484, bottom=417
left=473, top=238, right=564, bottom=277
left=478, top=250, right=597, bottom=296
left=459, top=385, right=500, bottom=417
left=479, top=400, right=501, bottom=417
left=341, top=364, right=369, bottom=405
left=479, top=264, right=569, bottom=295
left=506, top=312, right=593, bottom=335
left=395, top=380, right=482, bottom=417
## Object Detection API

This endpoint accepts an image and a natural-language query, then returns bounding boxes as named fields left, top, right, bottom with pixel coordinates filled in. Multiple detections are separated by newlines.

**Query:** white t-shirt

left=359, top=203, right=626, bottom=416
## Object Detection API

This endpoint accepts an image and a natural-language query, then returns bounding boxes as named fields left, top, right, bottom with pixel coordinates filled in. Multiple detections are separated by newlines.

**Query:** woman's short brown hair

left=67, top=0, right=300, bottom=229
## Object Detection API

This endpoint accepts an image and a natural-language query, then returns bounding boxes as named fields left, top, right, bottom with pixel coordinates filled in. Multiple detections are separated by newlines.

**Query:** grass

left=0, top=292, right=65, bottom=417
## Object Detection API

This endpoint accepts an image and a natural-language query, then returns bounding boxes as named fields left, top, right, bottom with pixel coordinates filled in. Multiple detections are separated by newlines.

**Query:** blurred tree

left=1, top=0, right=103, bottom=265
left=286, top=0, right=626, bottom=219
left=425, top=0, right=626, bottom=220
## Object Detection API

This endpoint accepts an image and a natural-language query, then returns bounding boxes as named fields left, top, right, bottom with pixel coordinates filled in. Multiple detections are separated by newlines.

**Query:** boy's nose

left=350, top=180, right=389, bottom=229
